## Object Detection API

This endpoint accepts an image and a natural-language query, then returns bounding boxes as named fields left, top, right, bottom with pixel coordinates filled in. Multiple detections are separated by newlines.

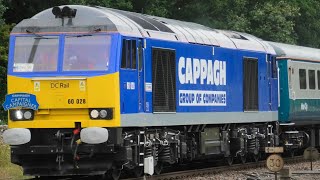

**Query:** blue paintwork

left=119, top=37, right=278, bottom=115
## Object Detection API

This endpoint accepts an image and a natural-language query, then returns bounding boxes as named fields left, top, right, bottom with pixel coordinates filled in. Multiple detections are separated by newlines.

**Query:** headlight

left=90, top=109, right=99, bottom=119
left=89, top=108, right=113, bottom=120
left=15, top=110, right=23, bottom=120
left=9, top=109, right=34, bottom=121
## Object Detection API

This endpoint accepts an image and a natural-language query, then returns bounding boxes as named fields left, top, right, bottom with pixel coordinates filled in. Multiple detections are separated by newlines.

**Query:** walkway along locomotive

left=2, top=5, right=318, bottom=178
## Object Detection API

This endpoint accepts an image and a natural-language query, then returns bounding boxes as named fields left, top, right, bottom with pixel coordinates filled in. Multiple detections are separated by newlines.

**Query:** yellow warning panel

left=34, top=81, right=40, bottom=91
left=79, top=80, right=86, bottom=91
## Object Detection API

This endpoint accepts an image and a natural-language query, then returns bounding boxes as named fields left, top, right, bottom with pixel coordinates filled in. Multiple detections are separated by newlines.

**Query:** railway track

left=126, top=156, right=305, bottom=180
left=25, top=155, right=306, bottom=180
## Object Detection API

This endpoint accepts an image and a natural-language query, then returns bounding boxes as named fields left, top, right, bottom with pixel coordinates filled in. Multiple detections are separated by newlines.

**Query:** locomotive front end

left=2, top=5, right=126, bottom=176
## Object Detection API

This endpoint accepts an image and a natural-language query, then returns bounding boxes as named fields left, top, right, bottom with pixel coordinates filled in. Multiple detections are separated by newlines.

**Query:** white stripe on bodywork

left=121, top=111, right=278, bottom=127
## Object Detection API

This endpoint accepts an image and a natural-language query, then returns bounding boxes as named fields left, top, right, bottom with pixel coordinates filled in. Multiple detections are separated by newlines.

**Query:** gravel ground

left=191, top=160, right=320, bottom=180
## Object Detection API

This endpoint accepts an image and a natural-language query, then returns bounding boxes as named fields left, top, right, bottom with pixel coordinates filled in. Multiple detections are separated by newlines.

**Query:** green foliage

left=0, top=24, right=12, bottom=124
left=0, top=0, right=8, bottom=124
left=290, top=0, right=320, bottom=48
left=68, top=0, right=133, bottom=10
left=0, top=137, right=25, bottom=179
left=0, top=0, right=6, bottom=25
left=171, top=0, right=300, bottom=44
left=249, top=1, right=300, bottom=44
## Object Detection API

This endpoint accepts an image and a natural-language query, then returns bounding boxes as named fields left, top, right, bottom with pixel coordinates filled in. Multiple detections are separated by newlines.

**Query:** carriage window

left=121, top=39, right=137, bottom=69
left=299, top=69, right=307, bottom=89
left=318, top=71, right=320, bottom=90
left=309, top=70, right=315, bottom=89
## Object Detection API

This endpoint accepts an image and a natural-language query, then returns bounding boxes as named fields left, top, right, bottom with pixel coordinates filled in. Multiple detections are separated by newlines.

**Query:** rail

left=127, top=156, right=304, bottom=180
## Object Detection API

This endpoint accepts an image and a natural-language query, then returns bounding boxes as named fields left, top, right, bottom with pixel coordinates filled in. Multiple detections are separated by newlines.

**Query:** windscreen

left=63, top=35, right=111, bottom=71
left=13, top=36, right=59, bottom=72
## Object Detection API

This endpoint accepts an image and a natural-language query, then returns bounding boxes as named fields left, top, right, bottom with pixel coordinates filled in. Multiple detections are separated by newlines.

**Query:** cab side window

left=121, top=39, right=137, bottom=69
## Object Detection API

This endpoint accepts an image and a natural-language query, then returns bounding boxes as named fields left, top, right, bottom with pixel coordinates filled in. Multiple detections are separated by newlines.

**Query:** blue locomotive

left=1, top=5, right=317, bottom=179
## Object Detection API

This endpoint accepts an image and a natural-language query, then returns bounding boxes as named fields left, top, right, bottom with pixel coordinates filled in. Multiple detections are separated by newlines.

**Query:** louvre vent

left=243, top=57, right=258, bottom=111
left=152, top=48, right=176, bottom=112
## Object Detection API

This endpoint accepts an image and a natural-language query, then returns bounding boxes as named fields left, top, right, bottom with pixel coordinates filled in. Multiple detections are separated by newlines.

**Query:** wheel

left=112, top=169, right=121, bottom=180
left=240, top=154, right=247, bottom=164
left=154, top=162, right=163, bottom=175
left=225, top=156, right=233, bottom=166
left=133, top=166, right=144, bottom=177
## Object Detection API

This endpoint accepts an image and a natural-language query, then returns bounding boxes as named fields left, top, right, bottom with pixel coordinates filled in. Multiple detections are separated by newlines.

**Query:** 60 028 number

left=68, top=99, right=86, bottom=104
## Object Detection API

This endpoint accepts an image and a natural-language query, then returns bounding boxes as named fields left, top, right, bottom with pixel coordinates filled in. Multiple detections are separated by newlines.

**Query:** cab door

left=137, top=39, right=144, bottom=112
left=120, top=38, right=144, bottom=113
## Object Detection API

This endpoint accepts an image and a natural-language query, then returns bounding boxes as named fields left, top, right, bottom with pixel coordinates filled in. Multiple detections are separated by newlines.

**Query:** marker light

left=23, top=111, right=32, bottom=120
left=90, top=109, right=99, bottom=119
left=15, top=110, right=23, bottom=120
left=99, top=110, right=108, bottom=118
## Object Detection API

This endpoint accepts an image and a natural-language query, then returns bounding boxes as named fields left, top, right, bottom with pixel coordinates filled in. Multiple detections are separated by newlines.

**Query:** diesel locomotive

left=2, top=5, right=319, bottom=179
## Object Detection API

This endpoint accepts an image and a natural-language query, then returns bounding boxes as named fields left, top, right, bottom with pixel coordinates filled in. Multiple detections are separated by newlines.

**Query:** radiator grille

left=152, top=48, right=176, bottom=112
left=243, top=57, right=258, bottom=111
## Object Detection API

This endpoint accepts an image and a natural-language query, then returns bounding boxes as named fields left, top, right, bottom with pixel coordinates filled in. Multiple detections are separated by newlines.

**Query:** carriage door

left=152, top=48, right=176, bottom=112
left=243, top=57, right=259, bottom=111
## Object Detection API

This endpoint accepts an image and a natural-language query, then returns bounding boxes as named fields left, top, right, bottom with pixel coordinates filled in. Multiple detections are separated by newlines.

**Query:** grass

left=0, top=136, right=25, bottom=180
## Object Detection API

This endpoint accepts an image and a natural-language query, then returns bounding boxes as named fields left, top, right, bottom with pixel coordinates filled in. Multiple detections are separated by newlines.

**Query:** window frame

left=317, top=70, right=320, bottom=90
left=120, top=39, right=138, bottom=70
left=12, top=35, right=60, bottom=73
left=299, top=69, right=307, bottom=90
left=308, top=69, right=316, bottom=90
left=62, top=34, right=111, bottom=72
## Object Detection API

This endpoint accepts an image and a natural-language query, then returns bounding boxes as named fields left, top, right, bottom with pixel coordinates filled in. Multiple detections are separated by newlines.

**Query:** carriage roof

left=267, top=41, right=320, bottom=62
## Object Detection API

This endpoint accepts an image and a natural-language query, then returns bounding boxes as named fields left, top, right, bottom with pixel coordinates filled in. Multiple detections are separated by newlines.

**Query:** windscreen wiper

left=26, top=30, right=58, bottom=39
left=69, top=28, right=102, bottom=38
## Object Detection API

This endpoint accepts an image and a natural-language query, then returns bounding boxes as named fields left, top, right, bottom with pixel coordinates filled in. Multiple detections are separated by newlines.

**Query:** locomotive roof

left=267, top=41, right=320, bottom=62
left=12, top=5, right=275, bottom=54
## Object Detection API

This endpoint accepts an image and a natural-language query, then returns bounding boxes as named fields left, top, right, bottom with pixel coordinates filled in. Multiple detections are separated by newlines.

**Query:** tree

left=169, top=0, right=300, bottom=44
left=249, top=1, right=300, bottom=44
left=3, top=0, right=133, bottom=24
left=0, top=24, right=12, bottom=124
left=131, top=0, right=174, bottom=17
left=290, top=0, right=320, bottom=48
